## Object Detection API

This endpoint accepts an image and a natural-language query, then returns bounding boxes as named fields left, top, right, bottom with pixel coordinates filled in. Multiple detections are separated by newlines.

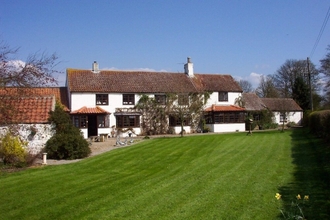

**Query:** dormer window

left=123, top=94, right=135, bottom=105
left=96, top=94, right=108, bottom=105
left=218, top=92, right=228, bottom=101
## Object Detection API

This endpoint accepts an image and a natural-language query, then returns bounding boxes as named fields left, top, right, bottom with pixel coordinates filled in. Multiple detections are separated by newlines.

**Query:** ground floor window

left=73, top=115, right=88, bottom=128
left=280, top=113, right=287, bottom=122
left=205, top=111, right=245, bottom=124
left=72, top=114, right=109, bottom=128
left=169, top=115, right=190, bottom=126
left=116, top=115, right=140, bottom=127
left=97, top=115, right=110, bottom=128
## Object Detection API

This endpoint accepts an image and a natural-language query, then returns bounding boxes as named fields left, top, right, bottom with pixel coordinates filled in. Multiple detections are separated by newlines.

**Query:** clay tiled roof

left=194, top=74, right=242, bottom=92
left=71, top=106, right=110, bottom=114
left=0, top=87, right=69, bottom=111
left=66, top=69, right=242, bottom=93
left=205, top=104, right=245, bottom=112
left=0, top=96, right=55, bottom=124
left=242, top=93, right=267, bottom=111
left=261, top=98, right=303, bottom=111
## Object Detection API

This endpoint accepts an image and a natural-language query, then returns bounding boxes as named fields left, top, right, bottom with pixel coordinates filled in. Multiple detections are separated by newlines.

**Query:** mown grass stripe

left=1, top=130, right=326, bottom=219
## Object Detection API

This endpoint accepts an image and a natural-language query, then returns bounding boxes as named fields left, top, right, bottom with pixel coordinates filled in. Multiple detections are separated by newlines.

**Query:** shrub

left=45, top=102, right=91, bottom=160
left=0, top=132, right=27, bottom=167
left=45, top=133, right=91, bottom=160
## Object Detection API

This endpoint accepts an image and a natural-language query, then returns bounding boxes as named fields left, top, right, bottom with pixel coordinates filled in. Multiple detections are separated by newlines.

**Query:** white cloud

left=248, top=72, right=263, bottom=88
left=6, top=60, right=26, bottom=71
left=235, top=72, right=263, bottom=90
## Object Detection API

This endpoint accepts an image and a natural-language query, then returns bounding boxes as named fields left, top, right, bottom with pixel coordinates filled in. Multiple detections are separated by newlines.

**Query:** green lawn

left=0, top=129, right=329, bottom=219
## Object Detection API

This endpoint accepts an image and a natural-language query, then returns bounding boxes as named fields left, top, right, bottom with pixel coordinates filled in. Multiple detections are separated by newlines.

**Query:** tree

left=0, top=40, right=60, bottom=124
left=273, top=59, right=319, bottom=98
left=168, top=92, right=210, bottom=137
left=320, top=45, right=330, bottom=108
left=136, top=93, right=210, bottom=137
left=292, top=76, right=310, bottom=110
left=256, top=75, right=279, bottom=98
left=237, top=79, right=253, bottom=93
left=45, top=102, right=91, bottom=160
left=135, top=94, right=168, bottom=135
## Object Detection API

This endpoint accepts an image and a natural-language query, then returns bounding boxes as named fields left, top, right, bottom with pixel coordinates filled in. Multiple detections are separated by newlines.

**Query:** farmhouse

left=66, top=58, right=245, bottom=138
left=0, top=58, right=304, bottom=150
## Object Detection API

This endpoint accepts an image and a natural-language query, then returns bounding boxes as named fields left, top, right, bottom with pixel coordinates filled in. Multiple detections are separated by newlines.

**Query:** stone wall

left=0, top=124, right=54, bottom=155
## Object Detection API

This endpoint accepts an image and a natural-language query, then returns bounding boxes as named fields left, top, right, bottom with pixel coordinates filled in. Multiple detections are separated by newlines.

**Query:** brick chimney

left=184, top=57, right=194, bottom=77
left=92, top=61, right=100, bottom=73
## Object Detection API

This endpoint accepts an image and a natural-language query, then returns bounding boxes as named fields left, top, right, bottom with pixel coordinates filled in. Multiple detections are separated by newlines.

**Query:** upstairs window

left=96, top=94, right=108, bottom=105
left=178, top=94, right=189, bottom=105
left=155, top=95, right=166, bottom=105
left=218, top=92, right=228, bottom=101
left=123, top=94, right=135, bottom=105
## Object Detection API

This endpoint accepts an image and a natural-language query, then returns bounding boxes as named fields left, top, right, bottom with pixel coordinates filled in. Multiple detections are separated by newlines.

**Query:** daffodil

left=275, top=193, right=281, bottom=200
left=304, top=195, right=309, bottom=200
left=296, top=194, right=301, bottom=200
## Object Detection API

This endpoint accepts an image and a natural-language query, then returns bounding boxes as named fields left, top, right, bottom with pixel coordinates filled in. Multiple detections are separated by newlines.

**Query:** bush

left=0, top=132, right=27, bottom=167
left=45, top=102, right=91, bottom=160
left=45, top=133, right=91, bottom=160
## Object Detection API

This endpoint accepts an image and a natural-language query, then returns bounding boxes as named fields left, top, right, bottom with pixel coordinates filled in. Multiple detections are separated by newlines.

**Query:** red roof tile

left=0, top=96, right=55, bottom=124
left=66, top=69, right=242, bottom=93
left=71, top=106, right=110, bottom=114
left=205, top=104, right=245, bottom=112
left=0, top=87, right=69, bottom=111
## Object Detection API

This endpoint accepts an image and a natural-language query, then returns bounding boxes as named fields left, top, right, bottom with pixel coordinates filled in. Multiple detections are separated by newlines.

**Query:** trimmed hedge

left=309, top=110, right=330, bottom=140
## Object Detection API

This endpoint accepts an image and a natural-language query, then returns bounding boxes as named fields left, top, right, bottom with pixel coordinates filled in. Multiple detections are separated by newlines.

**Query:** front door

left=88, top=115, right=98, bottom=137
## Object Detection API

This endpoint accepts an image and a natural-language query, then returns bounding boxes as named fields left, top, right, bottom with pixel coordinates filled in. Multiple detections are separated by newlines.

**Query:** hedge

left=309, top=110, right=330, bottom=140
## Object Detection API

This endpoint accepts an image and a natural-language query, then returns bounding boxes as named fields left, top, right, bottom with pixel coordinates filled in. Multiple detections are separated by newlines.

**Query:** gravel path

left=36, top=137, right=142, bottom=166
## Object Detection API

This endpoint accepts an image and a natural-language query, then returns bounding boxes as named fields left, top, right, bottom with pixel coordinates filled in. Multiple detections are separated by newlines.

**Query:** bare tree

left=0, top=40, right=60, bottom=124
left=237, top=79, right=254, bottom=93
left=256, top=75, right=279, bottom=98
left=320, top=45, right=330, bottom=108
left=273, top=59, right=319, bottom=98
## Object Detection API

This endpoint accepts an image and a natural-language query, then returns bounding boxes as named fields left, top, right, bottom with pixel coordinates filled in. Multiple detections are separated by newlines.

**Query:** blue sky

left=1, top=0, right=329, bottom=87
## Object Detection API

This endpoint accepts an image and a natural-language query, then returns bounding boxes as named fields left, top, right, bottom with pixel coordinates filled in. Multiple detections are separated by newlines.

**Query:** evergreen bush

left=45, top=102, right=91, bottom=160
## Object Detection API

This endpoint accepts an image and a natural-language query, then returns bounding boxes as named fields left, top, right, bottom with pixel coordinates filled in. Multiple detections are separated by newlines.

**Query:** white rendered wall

left=206, top=123, right=245, bottom=133
left=173, top=126, right=191, bottom=134
left=206, top=92, right=241, bottom=107
left=273, top=111, right=303, bottom=125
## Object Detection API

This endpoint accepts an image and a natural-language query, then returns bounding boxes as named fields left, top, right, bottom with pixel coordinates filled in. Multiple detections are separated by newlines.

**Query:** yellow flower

left=304, top=195, right=309, bottom=200
left=296, top=194, right=301, bottom=200
left=275, top=193, right=281, bottom=200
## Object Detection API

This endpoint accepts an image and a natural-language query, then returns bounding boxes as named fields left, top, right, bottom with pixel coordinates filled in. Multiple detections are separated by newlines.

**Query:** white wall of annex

left=206, top=123, right=245, bottom=133
left=273, top=111, right=303, bottom=125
